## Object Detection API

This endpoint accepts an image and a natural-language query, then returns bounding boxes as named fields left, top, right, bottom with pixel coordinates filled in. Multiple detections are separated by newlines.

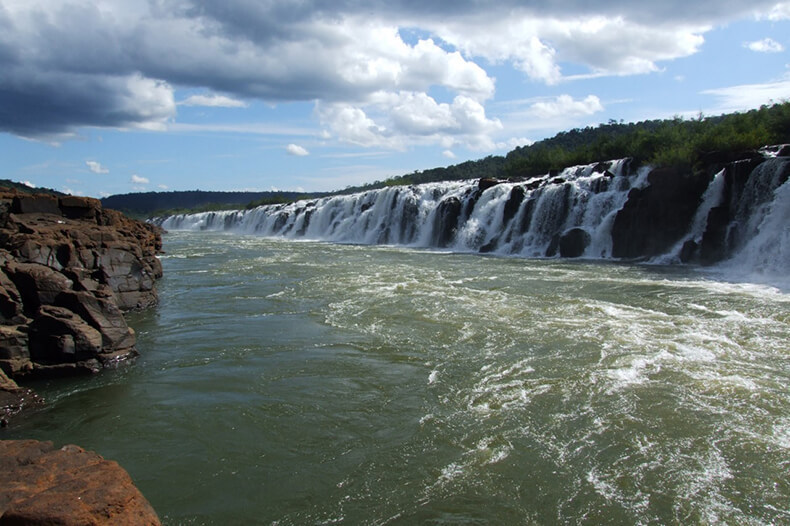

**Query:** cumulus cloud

left=317, top=91, right=502, bottom=150
left=179, top=94, right=248, bottom=107
left=130, top=174, right=149, bottom=184
left=21, top=180, right=35, bottom=188
left=286, top=143, right=310, bottom=156
left=745, top=38, right=785, bottom=53
left=442, top=150, right=456, bottom=159
left=85, top=160, right=109, bottom=174
left=0, top=0, right=786, bottom=145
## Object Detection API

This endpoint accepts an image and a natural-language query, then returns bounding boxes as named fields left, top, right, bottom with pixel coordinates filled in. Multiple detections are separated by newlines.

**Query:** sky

left=1, top=1, right=789, bottom=198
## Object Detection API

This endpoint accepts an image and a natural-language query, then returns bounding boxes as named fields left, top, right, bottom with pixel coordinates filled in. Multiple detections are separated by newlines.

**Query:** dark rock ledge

left=0, top=439, right=161, bottom=525
left=0, top=189, right=163, bottom=423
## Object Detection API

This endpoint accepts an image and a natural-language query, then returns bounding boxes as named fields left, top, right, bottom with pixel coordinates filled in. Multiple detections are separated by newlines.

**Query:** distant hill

left=0, top=179, right=65, bottom=196
left=100, top=190, right=319, bottom=217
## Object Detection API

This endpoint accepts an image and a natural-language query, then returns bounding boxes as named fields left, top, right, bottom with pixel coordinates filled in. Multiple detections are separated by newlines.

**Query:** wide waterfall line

left=162, top=159, right=640, bottom=256
left=159, top=156, right=790, bottom=278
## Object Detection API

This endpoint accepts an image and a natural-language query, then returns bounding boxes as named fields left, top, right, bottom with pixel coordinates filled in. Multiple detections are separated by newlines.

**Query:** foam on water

left=11, top=231, right=789, bottom=524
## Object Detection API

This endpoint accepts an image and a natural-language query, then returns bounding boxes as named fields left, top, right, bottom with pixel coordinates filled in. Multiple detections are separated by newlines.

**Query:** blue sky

left=1, top=1, right=789, bottom=198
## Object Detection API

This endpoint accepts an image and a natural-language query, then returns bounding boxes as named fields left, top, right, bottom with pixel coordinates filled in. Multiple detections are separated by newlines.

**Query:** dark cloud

left=0, top=69, right=174, bottom=138
left=0, top=0, right=785, bottom=139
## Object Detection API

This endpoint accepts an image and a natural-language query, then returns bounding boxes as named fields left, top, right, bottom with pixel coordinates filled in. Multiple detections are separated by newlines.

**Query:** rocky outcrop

left=559, top=227, right=592, bottom=258
left=432, top=196, right=462, bottom=248
left=611, top=167, right=711, bottom=259
left=0, top=439, right=160, bottom=525
left=0, top=189, right=162, bottom=381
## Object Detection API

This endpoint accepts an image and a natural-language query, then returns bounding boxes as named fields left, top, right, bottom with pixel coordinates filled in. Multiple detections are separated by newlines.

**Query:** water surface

left=7, top=232, right=790, bottom=524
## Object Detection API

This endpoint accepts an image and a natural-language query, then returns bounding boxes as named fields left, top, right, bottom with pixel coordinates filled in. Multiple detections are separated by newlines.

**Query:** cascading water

left=162, top=159, right=644, bottom=257
left=160, top=154, right=790, bottom=284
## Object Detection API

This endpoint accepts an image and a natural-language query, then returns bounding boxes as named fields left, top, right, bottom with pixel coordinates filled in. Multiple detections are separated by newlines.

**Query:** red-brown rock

left=0, top=439, right=161, bottom=525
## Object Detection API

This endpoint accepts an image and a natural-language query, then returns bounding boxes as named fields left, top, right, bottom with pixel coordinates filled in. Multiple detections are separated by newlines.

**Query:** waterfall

left=654, top=169, right=726, bottom=264
left=159, top=155, right=789, bottom=279
left=162, top=160, right=642, bottom=257
left=715, top=158, right=790, bottom=287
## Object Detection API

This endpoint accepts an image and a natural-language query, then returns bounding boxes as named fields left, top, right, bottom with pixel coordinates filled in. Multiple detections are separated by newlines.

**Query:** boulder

left=559, top=228, right=591, bottom=258
left=0, top=440, right=161, bottom=525
left=11, top=195, right=60, bottom=216
left=4, top=262, right=73, bottom=315
left=28, top=306, right=103, bottom=369
left=0, top=326, right=29, bottom=375
left=0, top=270, right=24, bottom=323
left=59, top=195, right=101, bottom=220
left=478, top=178, right=502, bottom=191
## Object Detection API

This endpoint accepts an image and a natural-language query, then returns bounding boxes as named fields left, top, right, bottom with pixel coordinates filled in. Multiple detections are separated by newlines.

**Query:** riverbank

left=0, top=189, right=163, bottom=522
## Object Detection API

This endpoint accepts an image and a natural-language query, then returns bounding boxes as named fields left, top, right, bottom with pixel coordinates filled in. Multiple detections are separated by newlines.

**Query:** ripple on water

left=9, top=233, right=789, bottom=524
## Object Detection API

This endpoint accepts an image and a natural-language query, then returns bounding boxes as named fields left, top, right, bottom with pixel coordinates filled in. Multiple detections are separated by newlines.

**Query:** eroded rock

left=0, top=439, right=161, bottom=525
left=0, top=188, right=162, bottom=383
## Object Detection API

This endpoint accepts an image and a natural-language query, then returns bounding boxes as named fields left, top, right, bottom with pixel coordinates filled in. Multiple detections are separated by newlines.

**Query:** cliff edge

left=0, top=189, right=162, bottom=384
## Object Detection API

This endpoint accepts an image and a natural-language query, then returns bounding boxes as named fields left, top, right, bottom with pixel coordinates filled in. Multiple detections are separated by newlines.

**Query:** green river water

left=5, top=231, right=790, bottom=525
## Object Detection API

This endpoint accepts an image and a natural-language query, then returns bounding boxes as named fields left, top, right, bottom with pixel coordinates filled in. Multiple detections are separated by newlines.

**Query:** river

left=6, top=231, right=790, bottom=524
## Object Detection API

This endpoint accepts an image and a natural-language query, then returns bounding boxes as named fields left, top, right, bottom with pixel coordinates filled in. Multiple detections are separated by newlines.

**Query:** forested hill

left=100, top=190, right=318, bottom=217
left=343, top=102, right=789, bottom=192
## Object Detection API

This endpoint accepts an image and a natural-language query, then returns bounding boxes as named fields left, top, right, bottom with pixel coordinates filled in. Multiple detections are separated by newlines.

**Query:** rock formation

left=0, top=439, right=160, bottom=525
left=0, top=189, right=162, bottom=381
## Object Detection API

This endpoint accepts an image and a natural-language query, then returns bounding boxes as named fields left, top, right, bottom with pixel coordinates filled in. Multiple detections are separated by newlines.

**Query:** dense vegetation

left=504, top=102, right=790, bottom=178
left=96, top=102, right=788, bottom=217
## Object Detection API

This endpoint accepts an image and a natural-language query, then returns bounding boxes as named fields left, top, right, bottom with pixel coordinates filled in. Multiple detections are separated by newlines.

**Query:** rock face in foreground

left=0, top=439, right=160, bottom=525
left=0, top=190, right=162, bottom=379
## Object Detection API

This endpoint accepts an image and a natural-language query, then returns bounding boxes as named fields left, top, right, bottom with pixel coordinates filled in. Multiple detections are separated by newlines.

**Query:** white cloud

left=702, top=78, right=790, bottom=113
left=442, top=150, right=456, bottom=159
left=286, top=143, right=310, bottom=156
left=158, top=184, right=169, bottom=190
left=130, top=174, right=150, bottom=184
left=21, top=180, right=35, bottom=188
left=179, top=94, right=248, bottom=107
left=317, top=91, right=502, bottom=150
left=316, top=103, right=389, bottom=147
left=85, top=160, right=109, bottom=174
left=529, top=94, right=604, bottom=119
left=433, top=14, right=705, bottom=84
left=764, top=3, right=790, bottom=20
left=745, top=38, right=785, bottom=53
